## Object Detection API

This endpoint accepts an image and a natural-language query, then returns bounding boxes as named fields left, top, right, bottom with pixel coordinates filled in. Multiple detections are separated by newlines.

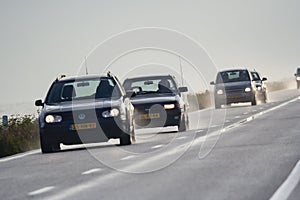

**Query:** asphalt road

left=1, top=89, right=300, bottom=200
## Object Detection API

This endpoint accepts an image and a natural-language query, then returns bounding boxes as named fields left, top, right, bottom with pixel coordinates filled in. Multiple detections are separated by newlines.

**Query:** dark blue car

left=123, top=75, right=189, bottom=132
left=210, top=69, right=257, bottom=109
left=35, top=73, right=134, bottom=153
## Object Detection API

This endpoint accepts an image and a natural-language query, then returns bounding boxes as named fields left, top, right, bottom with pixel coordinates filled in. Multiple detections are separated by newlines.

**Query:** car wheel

left=119, top=122, right=132, bottom=145
left=261, top=92, right=267, bottom=103
left=40, top=134, right=60, bottom=153
left=215, top=100, right=221, bottom=109
left=119, top=133, right=131, bottom=145
left=251, top=97, right=257, bottom=106
left=179, top=114, right=189, bottom=132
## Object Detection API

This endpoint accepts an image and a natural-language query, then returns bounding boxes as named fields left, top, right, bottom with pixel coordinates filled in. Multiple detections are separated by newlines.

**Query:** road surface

left=1, top=89, right=300, bottom=200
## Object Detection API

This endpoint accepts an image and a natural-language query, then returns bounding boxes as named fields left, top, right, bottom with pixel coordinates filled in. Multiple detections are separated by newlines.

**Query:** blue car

left=123, top=75, right=189, bottom=132
left=210, top=69, right=257, bottom=109
left=35, top=73, right=134, bottom=153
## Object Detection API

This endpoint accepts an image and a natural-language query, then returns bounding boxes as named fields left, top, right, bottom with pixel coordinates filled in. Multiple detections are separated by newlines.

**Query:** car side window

left=251, top=72, right=260, bottom=81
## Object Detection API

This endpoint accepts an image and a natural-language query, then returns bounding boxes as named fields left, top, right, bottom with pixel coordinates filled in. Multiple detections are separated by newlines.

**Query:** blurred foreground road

left=1, top=89, right=300, bottom=200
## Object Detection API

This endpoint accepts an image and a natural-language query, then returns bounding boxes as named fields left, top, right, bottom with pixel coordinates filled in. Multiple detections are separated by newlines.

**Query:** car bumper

left=134, top=108, right=182, bottom=128
left=215, top=92, right=255, bottom=104
left=40, top=118, right=127, bottom=145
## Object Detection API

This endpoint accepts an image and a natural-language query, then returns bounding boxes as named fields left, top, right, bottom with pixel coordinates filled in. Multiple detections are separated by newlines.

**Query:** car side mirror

left=125, top=90, right=136, bottom=98
left=210, top=81, right=215, bottom=85
left=35, top=99, right=44, bottom=107
left=262, top=77, right=267, bottom=81
left=179, top=87, right=188, bottom=93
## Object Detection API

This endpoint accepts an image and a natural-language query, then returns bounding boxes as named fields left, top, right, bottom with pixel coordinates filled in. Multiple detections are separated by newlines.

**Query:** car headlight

left=257, top=86, right=262, bottom=91
left=245, top=87, right=252, bottom=92
left=102, top=108, right=120, bottom=118
left=297, top=77, right=300, bottom=81
left=164, top=104, right=176, bottom=109
left=45, top=115, right=62, bottom=123
left=217, top=89, right=224, bottom=95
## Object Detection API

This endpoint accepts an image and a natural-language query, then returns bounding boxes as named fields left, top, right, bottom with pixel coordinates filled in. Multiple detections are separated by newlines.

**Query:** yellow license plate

left=139, top=113, right=160, bottom=119
left=71, top=123, right=96, bottom=130
left=229, top=94, right=241, bottom=99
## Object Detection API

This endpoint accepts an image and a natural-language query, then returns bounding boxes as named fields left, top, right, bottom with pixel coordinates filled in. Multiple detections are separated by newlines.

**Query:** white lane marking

left=43, top=96, right=300, bottom=200
left=120, top=155, right=136, bottom=161
left=0, top=150, right=40, bottom=163
left=82, top=168, right=102, bottom=175
left=196, top=129, right=204, bottom=133
left=246, top=116, right=254, bottom=122
left=176, top=136, right=187, bottom=140
left=269, top=160, right=300, bottom=200
left=151, top=145, right=163, bottom=149
left=234, top=116, right=241, bottom=119
left=28, top=186, right=55, bottom=196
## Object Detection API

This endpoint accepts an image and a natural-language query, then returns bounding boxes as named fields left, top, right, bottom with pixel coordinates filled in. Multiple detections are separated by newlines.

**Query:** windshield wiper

left=137, top=91, right=157, bottom=95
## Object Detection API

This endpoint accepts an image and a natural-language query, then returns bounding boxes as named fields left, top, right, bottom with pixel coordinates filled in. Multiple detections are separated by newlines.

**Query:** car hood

left=216, top=81, right=251, bottom=89
left=43, top=98, right=122, bottom=113
left=130, top=93, right=179, bottom=105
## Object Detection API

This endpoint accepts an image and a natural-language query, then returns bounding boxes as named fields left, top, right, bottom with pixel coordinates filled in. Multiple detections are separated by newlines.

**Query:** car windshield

left=123, top=77, right=177, bottom=95
left=297, top=68, right=300, bottom=75
left=45, top=77, right=121, bottom=104
left=216, top=70, right=250, bottom=83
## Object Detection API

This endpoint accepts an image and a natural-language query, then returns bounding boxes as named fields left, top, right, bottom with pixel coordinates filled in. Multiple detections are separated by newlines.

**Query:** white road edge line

left=28, top=186, right=55, bottom=196
left=0, top=150, right=40, bottom=163
left=176, top=136, right=187, bottom=140
left=82, top=168, right=102, bottom=175
left=151, top=145, right=164, bottom=149
left=120, top=155, right=136, bottom=161
left=269, top=160, right=300, bottom=200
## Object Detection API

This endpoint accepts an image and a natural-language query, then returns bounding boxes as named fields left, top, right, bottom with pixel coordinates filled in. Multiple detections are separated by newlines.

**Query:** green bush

left=0, top=115, right=40, bottom=158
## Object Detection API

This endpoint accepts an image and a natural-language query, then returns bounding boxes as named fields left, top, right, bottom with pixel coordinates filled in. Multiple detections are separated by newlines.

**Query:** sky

left=1, top=0, right=300, bottom=105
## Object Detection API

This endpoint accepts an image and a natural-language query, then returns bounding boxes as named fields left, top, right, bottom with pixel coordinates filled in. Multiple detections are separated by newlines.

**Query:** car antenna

left=85, top=56, right=88, bottom=75
left=56, top=74, right=66, bottom=82
left=179, top=55, right=184, bottom=86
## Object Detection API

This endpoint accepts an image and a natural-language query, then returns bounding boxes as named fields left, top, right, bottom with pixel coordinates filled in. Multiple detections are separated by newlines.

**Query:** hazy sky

left=1, top=0, right=300, bottom=104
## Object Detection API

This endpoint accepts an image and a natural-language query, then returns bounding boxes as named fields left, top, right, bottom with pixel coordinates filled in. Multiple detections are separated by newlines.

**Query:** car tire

left=251, top=97, right=257, bottom=106
left=40, top=134, right=60, bottom=153
left=119, top=133, right=131, bottom=145
left=179, top=114, right=189, bottom=132
left=261, top=92, right=267, bottom=103
left=215, top=100, right=221, bottom=109
left=119, top=120, right=132, bottom=146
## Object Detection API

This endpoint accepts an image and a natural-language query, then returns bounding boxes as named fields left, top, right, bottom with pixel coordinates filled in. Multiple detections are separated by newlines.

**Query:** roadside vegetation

left=187, top=90, right=212, bottom=111
left=0, top=115, right=39, bottom=158
left=266, top=78, right=296, bottom=92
